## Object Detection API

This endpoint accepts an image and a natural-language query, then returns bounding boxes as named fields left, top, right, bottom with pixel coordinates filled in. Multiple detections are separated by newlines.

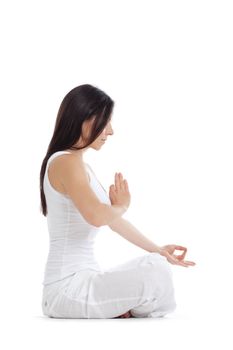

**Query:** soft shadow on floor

left=34, top=314, right=176, bottom=322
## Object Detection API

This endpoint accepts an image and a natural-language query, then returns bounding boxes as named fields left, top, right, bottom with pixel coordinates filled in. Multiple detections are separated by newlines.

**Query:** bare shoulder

left=48, top=152, right=103, bottom=227
left=48, top=153, right=90, bottom=195
left=50, top=152, right=81, bottom=168
left=51, top=152, right=90, bottom=180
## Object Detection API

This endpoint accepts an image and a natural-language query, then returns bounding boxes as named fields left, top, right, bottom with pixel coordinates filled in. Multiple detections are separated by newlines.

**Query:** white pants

left=42, top=252, right=176, bottom=319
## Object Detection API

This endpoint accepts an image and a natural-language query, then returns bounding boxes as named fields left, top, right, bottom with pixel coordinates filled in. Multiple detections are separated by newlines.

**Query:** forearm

left=109, top=217, right=162, bottom=253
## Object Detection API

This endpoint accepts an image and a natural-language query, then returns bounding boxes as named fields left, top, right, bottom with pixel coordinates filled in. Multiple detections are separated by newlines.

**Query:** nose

left=106, top=124, right=114, bottom=136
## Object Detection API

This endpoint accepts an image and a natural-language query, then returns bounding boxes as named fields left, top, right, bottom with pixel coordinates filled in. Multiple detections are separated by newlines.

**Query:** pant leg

left=42, top=252, right=176, bottom=319
left=129, top=253, right=177, bottom=318
left=103, top=252, right=176, bottom=318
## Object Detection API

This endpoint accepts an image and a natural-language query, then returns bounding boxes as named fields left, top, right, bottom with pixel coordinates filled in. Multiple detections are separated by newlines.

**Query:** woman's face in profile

left=92, top=118, right=114, bottom=150
left=80, top=117, right=114, bottom=150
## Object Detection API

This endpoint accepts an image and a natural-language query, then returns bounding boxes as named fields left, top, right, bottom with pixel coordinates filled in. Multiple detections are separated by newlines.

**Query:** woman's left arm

left=108, top=217, right=162, bottom=253
left=108, top=217, right=196, bottom=267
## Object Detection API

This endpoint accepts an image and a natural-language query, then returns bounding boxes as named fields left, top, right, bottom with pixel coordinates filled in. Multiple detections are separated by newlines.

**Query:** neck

left=67, top=147, right=88, bottom=158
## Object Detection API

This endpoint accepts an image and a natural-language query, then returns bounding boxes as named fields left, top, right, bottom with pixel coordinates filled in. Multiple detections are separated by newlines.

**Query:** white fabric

left=42, top=252, right=176, bottom=318
left=42, top=150, right=176, bottom=318
left=42, top=151, right=110, bottom=286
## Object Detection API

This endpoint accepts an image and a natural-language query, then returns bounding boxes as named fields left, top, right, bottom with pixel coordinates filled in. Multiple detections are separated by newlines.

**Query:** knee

left=147, top=254, right=175, bottom=293
left=148, top=253, right=172, bottom=275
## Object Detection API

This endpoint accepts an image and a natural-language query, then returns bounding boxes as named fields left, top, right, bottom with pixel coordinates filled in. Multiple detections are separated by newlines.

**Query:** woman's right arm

left=58, top=156, right=130, bottom=227
left=94, top=203, right=128, bottom=227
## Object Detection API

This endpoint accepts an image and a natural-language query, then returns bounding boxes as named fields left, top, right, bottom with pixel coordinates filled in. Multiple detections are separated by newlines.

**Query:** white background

left=1, top=0, right=232, bottom=349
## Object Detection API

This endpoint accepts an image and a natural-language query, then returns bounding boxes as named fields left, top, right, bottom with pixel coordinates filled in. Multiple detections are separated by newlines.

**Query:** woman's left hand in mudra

left=159, top=244, right=196, bottom=267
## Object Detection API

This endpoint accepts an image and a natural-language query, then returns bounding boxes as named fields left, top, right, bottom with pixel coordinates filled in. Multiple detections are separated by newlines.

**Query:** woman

left=40, top=84, right=195, bottom=319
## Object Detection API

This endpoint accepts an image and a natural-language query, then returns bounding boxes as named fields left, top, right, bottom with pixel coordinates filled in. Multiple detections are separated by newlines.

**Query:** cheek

left=95, top=132, right=104, bottom=142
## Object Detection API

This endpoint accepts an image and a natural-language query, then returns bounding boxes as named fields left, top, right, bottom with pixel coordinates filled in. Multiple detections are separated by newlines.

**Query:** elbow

left=91, top=217, right=105, bottom=228
left=90, top=205, right=108, bottom=227
left=86, top=215, right=101, bottom=228
left=82, top=212, right=101, bottom=228
left=90, top=218, right=102, bottom=228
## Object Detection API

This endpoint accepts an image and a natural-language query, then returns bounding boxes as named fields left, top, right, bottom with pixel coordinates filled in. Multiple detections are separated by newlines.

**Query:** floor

left=2, top=306, right=231, bottom=350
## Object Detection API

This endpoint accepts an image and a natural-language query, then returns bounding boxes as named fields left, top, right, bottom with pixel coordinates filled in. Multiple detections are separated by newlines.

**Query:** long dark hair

left=39, top=84, right=114, bottom=216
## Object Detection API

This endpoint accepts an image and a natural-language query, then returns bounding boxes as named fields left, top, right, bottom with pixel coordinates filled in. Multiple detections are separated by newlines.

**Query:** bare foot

left=114, top=310, right=132, bottom=318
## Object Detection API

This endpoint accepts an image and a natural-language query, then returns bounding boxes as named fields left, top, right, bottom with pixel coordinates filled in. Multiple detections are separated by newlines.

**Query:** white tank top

left=42, top=151, right=111, bottom=286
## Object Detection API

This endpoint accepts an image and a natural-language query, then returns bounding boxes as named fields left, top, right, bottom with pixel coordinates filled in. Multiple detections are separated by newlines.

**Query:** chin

left=91, top=144, right=101, bottom=151
left=89, top=139, right=104, bottom=150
